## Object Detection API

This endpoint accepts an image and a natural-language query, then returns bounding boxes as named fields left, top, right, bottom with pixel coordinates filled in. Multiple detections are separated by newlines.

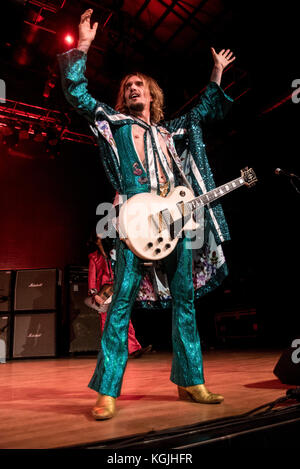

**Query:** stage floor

left=0, top=348, right=294, bottom=449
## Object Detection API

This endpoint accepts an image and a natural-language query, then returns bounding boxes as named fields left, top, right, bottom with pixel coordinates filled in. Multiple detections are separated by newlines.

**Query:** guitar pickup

left=151, top=209, right=174, bottom=237
left=176, top=200, right=191, bottom=217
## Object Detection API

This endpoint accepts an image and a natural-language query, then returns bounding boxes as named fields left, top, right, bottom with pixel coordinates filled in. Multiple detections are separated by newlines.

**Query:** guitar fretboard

left=187, top=176, right=245, bottom=212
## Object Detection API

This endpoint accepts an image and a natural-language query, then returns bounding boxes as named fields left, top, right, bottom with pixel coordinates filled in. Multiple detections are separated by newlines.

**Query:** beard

left=128, top=102, right=145, bottom=113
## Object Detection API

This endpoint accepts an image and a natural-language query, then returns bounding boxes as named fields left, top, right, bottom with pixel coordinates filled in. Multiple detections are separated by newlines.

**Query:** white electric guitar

left=119, top=167, right=257, bottom=261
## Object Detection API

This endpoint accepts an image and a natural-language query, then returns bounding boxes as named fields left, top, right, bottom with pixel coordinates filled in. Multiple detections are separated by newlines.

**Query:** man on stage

left=58, top=8, right=235, bottom=420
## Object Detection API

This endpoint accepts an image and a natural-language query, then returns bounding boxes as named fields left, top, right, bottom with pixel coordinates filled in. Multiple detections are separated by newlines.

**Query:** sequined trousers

left=88, top=235, right=205, bottom=397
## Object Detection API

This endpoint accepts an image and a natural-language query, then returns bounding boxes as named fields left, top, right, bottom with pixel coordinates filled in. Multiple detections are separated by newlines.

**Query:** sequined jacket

left=58, top=49, right=234, bottom=308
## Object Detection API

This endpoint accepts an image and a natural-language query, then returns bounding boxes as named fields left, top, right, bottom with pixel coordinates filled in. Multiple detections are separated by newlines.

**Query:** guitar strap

left=167, top=148, right=206, bottom=233
left=169, top=150, right=195, bottom=194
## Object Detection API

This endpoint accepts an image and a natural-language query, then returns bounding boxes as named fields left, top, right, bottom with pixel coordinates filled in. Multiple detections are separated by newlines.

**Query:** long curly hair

left=115, top=72, right=164, bottom=124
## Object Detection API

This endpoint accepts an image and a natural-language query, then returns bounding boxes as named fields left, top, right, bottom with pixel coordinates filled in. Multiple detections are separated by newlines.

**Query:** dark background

left=0, top=0, right=299, bottom=351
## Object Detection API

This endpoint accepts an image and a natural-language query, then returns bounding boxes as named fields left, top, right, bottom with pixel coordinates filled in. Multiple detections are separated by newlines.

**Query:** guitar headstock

left=241, top=167, right=257, bottom=187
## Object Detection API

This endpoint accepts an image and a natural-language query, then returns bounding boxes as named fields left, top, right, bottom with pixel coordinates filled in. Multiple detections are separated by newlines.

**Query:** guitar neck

left=188, top=176, right=246, bottom=211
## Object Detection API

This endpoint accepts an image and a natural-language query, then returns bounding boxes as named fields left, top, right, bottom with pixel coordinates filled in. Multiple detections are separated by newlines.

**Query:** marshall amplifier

left=67, top=265, right=89, bottom=282
left=0, top=270, right=13, bottom=312
left=13, top=312, right=56, bottom=358
left=0, top=314, right=11, bottom=363
left=14, top=269, right=58, bottom=311
left=67, top=266, right=101, bottom=353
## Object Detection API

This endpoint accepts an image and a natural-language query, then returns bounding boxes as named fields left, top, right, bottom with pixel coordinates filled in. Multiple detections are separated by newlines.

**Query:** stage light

left=64, top=34, right=74, bottom=45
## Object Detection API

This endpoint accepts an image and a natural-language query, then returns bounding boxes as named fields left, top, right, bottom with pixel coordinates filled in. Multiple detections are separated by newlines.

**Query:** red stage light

left=64, top=35, right=74, bottom=45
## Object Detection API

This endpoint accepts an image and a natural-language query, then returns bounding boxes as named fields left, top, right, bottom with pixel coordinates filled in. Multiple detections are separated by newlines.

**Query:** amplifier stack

left=0, top=265, right=100, bottom=360
left=66, top=265, right=101, bottom=354
left=0, top=268, right=60, bottom=360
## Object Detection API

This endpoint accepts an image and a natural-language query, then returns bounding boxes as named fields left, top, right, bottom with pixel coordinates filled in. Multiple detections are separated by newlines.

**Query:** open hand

left=211, top=48, right=236, bottom=70
left=78, top=9, right=98, bottom=46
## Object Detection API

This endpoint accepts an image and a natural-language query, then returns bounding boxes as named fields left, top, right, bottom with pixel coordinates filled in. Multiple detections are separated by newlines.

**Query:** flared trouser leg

left=163, top=237, right=205, bottom=386
left=100, top=312, right=141, bottom=354
left=88, top=236, right=204, bottom=397
left=88, top=238, right=143, bottom=397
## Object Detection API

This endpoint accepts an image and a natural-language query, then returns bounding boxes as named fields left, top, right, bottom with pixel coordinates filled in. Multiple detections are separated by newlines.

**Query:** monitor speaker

left=0, top=314, right=11, bottom=362
left=273, top=339, right=300, bottom=385
left=13, top=312, right=56, bottom=358
left=68, top=280, right=101, bottom=353
left=14, top=269, right=57, bottom=311
left=0, top=270, right=13, bottom=312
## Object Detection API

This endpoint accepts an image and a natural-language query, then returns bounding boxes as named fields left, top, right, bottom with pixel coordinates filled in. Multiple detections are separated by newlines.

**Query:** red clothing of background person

left=88, top=250, right=113, bottom=294
left=88, top=237, right=150, bottom=356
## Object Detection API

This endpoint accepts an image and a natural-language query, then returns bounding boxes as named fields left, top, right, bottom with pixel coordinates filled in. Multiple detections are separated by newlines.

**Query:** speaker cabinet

left=273, top=339, right=300, bottom=385
left=0, top=314, right=11, bottom=363
left=13, top=312, right=56, bottom=358
left=0, top=270, right=13, bottom=312
left=14, top=269, right=57, bottom=311
left=68, top=280, right=101, bottom=353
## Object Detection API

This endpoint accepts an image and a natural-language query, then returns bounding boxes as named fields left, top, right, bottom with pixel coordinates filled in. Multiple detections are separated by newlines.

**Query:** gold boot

left=92, top=393, right=116, bottom=420
left=178, top=384, right=224, bottom=404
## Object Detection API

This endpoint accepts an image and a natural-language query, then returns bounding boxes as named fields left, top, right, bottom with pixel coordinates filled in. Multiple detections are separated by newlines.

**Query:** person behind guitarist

left=86, top=232, right=152, bottom=359
left=58, top=9, right=235, bottom=420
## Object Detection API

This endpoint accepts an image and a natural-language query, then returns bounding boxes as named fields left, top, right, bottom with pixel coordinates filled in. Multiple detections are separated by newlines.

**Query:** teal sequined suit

left=58, top=49, right=233, bottom=397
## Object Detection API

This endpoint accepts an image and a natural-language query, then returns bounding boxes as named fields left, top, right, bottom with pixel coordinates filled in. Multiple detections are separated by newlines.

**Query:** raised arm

left=165, top=48, right=235, bottom=132
left=57, top=9, right=99, bottom=123
left=189, top=48, right=235, bottom=124
left=77, top=9, right=98, bottom=53
left=209, top=48, right=236, bottom=86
